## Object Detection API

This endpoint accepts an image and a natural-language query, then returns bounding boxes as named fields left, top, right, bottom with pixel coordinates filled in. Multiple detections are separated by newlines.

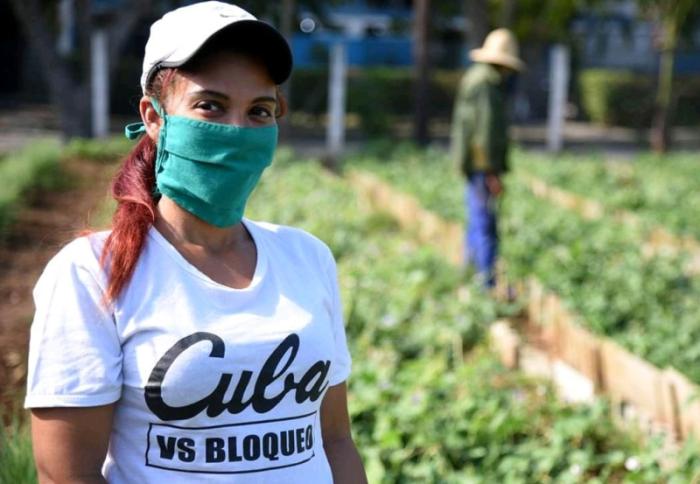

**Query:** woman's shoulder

left=245, top=219, right=333, bottom=261
left=40, top=231, right=111, bottom=283
left=52, top=230, right=109, bottom=260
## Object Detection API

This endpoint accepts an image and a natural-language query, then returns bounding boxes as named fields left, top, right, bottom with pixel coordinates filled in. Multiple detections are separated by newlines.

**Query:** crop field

left=516, top=152, right=700, bottom=240
left=0, top=141, right=699, bottom=482
left=354, top=145, right=700, bottom=388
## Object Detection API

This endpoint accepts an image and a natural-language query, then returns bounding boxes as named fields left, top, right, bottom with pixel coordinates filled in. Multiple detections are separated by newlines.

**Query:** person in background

left=450, top=28, right=525, bottom=287
left=24, top=2, right=367, bottom=483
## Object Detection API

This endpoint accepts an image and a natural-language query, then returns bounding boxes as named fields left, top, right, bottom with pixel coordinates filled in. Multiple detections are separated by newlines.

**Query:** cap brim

left=144, top=19, right=293, bottom=90
left=214, top=20, right=293, bottom=85
left=470, top=49, right=525, bottom=72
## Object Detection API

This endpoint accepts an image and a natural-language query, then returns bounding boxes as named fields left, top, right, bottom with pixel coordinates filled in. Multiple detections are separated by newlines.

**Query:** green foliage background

left=579, top=70, right=700, bottom=127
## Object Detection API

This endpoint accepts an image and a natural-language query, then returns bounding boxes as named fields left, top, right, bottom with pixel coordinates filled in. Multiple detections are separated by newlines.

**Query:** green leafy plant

left=64, top=137, right=133, bottom=162
left=346, top=140, right=465, bottom=222
left=0, top=416, right=36, bottom=484
left=0, top=141, right=64, bottom=234
left=516, top=150, right=700, bottom=240
left=290, top=68, right=463, bottom=137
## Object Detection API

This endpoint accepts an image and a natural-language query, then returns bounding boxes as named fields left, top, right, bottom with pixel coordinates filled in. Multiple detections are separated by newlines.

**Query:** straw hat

left=470, top=28, right=525, bottom=72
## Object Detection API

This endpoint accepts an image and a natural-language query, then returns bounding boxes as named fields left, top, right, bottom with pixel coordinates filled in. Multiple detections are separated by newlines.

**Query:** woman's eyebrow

left=252, top=96, right=278, bottom=106
left=187, top=89, right=229, bottom=100
left=187, top=91, right=277, bottom=106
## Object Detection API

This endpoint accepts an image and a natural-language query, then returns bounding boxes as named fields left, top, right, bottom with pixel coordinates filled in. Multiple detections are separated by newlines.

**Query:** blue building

left=293, top=1, right=414, bottom=68
left=573, top=0, right=700, bottom=74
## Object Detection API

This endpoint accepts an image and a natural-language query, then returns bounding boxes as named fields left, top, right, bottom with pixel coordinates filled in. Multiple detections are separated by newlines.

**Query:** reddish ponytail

left=99, top=68, right=177, bottom=303
left=101, top=135, right=157, bottom=303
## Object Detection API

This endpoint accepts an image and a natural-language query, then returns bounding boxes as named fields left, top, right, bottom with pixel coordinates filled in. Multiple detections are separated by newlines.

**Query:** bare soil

left=0, top=157, right=116, bottom=415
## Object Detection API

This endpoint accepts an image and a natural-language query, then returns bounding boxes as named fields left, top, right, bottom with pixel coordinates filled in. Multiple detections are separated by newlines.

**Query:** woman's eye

left=250, top=106, right=273, bottom=118
left=195, top=101, right=222, bottom=112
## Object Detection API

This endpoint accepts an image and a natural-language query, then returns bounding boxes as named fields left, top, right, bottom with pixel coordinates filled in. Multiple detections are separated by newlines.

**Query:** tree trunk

left=501, top=0, right=517, bottom=28
left=108, top=0, right=154, bottom=79
left=413, top=0, right=430, bottom=146
left=9, top=0, right=152, bottom=140
left=279, top=0, right=296, bottom=141
left=649, top=0, right=696, bottom=153
left=8, top=0, right=92, bottom=139
left=651, top=45, right=675, bottom=153
left=650, top=9, right=681, bottom=154
left=466, top=0, right=490, bottom=48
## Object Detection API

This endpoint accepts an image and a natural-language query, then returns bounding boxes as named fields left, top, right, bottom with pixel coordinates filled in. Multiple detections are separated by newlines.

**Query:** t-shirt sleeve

left=24, top=237, right=123, bottom=408
left=321, top=247, right=352, bottom=386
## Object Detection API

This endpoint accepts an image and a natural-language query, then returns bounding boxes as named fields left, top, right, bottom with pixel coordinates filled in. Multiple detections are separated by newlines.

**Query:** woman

left=24, top=2, right=367, bottom=483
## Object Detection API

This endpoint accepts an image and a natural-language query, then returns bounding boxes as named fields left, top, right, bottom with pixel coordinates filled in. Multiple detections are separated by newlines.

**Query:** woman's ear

left=139, top=96, right=162, bottom=141
left=275, top=87, right=288, bottom=118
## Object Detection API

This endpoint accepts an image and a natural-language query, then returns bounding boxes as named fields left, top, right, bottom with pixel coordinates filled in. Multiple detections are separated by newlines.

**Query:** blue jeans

left=465, top=173, right=497, bottom=286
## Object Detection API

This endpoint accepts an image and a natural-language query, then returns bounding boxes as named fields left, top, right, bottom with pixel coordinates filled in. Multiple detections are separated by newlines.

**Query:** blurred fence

left=2, top=4, right=700, bottom=128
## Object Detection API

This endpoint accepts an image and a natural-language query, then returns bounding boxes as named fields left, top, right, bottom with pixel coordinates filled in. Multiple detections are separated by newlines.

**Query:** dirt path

left=0, top=157, right=117, bottom=412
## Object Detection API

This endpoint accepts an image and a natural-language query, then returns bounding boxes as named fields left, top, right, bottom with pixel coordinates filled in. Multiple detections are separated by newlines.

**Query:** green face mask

left=125, top=100, right=277, bottom=227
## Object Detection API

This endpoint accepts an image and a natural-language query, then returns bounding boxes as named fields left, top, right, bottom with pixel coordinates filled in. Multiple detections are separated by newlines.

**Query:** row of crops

left=350, top=144, right=700, bottom=387
left=515, top=151, right=700, bottom=240
left=501, top=182, right=700, bottom=382
left=0, top=141, right=64, bottom=234
left=0, top=137, right=132, bottom=235
left=2, top=142, right=700, bottom=481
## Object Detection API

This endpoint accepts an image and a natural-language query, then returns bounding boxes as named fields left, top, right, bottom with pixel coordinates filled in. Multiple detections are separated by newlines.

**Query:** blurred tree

left=388, top=0, right=462, bottom=145
left=482, top=0, right=601, bottom=123
left=638, top=0, right=700, bottom=152
left=499, top=0, right=516, bottom=28
left=8, top=0, right=153, bottom=139
left=9, top=0, right=336, bottom=140
left=487, top=0, right=594, bottom=43
left=278, top=0, right=296, bottom=140
left=467, top=0, right=491, bottom=47
left=413, top=0, right=430, bottom=145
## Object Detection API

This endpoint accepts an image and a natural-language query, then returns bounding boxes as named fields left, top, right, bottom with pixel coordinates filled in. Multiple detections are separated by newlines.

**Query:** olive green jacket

left=450, top=63, right=509, bottom=178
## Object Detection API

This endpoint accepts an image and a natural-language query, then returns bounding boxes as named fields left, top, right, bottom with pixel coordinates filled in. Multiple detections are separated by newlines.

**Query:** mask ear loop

left=150, top=98, right=168, bottom=198
left=150, top=98, right=165, bottom=117
left=124, top=98, right=165, bottom=140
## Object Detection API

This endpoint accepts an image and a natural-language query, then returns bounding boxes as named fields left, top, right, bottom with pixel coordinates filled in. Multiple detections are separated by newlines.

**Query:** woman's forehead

left=173, top=51, right=275, bottom=98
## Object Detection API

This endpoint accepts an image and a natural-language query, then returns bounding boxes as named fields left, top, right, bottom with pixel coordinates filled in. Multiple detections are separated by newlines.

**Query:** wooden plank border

left=346, top=168, right=699, bottom=444
left=520, top=173, right=700, bottom=272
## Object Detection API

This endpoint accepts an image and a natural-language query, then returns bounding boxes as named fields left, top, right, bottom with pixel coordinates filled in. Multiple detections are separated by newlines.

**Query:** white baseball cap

left=140, top=1, right=293, bottom=92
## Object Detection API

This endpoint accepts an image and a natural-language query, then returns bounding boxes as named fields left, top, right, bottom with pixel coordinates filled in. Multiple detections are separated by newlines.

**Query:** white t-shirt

left=25, top=219, right=351, bottom=483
